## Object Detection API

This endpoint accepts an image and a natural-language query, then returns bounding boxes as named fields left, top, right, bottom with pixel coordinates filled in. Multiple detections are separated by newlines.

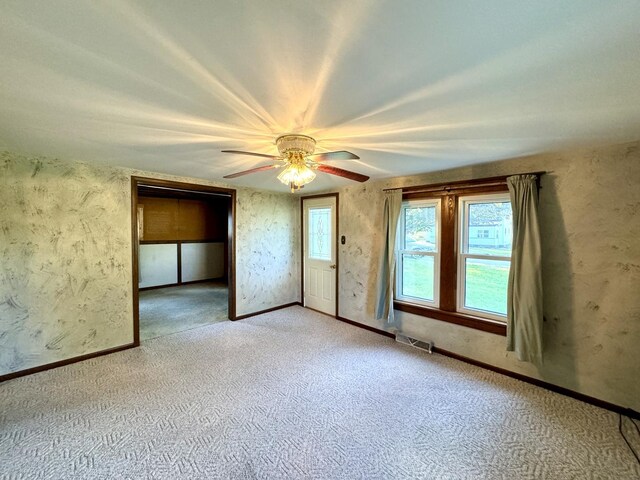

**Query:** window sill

left=393, top=301, right=507, bottom=336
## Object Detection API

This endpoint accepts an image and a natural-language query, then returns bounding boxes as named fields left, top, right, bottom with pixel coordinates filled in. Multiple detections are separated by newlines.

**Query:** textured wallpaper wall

left=2, top=143, right=637, bottom=411
left=0, top=152, right=300, bottom=376
left=236, top=190, right=300, bottom=314
left=333, top=141, right=640, bottom=410
left=0, top=154, right=133, bottom=375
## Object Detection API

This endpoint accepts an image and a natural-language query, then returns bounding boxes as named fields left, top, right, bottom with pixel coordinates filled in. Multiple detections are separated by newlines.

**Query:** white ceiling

left=1, top=1, right=639, bottom=193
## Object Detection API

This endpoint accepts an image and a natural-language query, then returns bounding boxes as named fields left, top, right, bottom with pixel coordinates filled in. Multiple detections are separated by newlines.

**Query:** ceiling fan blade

left=308, top=150, right=360, bottom=161
left=223, top=164, right=280, bottom=179
left=316, top=164, right=369, bottom=182
left=221, top=150, right=280, bottom=160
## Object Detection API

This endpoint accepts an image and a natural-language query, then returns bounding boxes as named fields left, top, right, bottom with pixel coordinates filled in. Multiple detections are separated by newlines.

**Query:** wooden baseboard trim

left=304, top=306, right=334, bottom=317
left=233, top=302, right=302, bottom=321
left=139, top=283, right=177, bottom=291
left=0, top=343, right=137, bottom=383
left=139, top=278, right=225, bottom=292
left=431, top=346, right=639, bottom=420
left=335, top=315, right=639, bottom=420
left=335, top=316, right=396, bottom=339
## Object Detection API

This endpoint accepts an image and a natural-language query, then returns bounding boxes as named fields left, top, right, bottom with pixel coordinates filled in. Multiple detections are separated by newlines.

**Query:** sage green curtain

left=375, top=189, right=403, bottom=324
left=506, top=175, right=543, bottom=363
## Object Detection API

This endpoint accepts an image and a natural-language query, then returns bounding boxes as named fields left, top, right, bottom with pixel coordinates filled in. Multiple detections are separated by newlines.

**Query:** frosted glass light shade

left=277, top=164, right=316, bottom=187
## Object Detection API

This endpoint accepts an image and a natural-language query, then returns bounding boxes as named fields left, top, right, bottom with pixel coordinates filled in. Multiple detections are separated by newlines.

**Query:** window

left=393, top=176, right=524, bottom=336
left=308, top=207, right=332, bottom=260
left=457, top=194, right=512, bottom=321
left=396, top=199, right=440, bottom=307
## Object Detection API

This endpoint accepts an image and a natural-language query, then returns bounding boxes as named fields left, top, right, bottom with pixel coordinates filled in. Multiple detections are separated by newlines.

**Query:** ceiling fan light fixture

left=277, top=162, right=316, bottom=192
left=222, top=133, right=369, bottom=190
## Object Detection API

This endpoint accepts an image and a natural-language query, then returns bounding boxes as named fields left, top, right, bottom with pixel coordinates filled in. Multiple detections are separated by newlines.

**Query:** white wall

left=138, top=242, right=225, bottom=288
left=181, top=242, right=224, bottom=282
left=138, top=244, right=178, bottom=288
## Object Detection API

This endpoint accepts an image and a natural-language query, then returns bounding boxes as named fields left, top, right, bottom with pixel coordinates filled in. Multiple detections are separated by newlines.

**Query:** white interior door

left=303, top=196, right=337, bottom=316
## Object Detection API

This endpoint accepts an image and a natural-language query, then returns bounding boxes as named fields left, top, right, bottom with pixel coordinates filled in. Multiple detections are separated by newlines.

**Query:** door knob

left=330, top=264, right=337, bottom=269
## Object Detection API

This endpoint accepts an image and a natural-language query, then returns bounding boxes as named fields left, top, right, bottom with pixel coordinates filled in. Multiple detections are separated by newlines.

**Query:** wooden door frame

left=131, top=176, right=237, bottom=346
left=300, top=193, right=339, bottom=318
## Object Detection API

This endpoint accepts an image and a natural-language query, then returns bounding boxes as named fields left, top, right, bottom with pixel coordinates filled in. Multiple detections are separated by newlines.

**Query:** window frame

left=392, top=178, right=517, bottom=336
left=395, top=198, right=442, bottom=308
left=456, top=193, right=512, bottom=322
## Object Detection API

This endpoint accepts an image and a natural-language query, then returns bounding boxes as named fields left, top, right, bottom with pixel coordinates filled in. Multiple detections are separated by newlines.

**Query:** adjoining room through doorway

left=135, top=182, right=233, bottom=341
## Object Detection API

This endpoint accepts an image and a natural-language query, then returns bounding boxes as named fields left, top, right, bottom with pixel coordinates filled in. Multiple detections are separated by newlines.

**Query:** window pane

left=401, top=254, right=434, bottom=301
left=309, top=208, right=331, bottom=260
left=464, top=258, right=510, bottom=316
left=466, top=201, right=512, bottom=256
left=404, top=205, right=437, bottom=252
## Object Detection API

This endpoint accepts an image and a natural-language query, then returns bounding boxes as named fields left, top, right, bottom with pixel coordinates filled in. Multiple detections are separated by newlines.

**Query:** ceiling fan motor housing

left=275, top=134, right=316, bottom=156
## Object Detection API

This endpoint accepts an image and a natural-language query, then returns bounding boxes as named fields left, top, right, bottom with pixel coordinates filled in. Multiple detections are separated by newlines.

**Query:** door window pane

left=309, top=208, right=331, bottom=260
left=466, top=201, right=512, bottom=256
left=404, top=205, right=437, bottom=252
left=401, top=254, right=435, bottom=301
left=463, top=258, right=510, bottom=315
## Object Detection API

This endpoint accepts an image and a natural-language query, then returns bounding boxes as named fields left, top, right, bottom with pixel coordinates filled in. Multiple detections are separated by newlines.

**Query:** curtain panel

left=375, top=190, right=403, bottom=325
left=506, top=175, right=544, bottom=363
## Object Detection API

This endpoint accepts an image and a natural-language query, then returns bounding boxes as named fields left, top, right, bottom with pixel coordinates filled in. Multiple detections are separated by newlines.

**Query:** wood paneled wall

left=138, top=196, right=226, bottom=242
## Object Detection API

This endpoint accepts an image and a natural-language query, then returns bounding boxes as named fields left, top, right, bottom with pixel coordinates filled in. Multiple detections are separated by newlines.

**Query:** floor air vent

left=395, top=334, right=434, bottom=354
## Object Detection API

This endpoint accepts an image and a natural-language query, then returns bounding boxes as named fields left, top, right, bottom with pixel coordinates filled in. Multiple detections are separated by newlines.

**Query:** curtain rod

left=383, top=171, right=546, bottom=193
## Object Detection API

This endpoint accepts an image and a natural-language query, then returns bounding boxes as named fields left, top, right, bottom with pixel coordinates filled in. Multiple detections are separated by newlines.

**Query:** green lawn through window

left=464, top=259, right=510, bottom=315
left=401, top=255, right=435, bottom=300
left=401, top=257, right=510, bottom=317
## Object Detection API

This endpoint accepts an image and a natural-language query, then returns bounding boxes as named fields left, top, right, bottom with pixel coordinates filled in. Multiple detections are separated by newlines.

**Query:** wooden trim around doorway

left=300, top=193, right=340, bottom=318
left=131, top=177, right=237, bottom=346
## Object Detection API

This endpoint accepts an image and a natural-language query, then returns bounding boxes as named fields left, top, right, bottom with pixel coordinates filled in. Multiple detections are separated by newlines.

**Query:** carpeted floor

left=139, top=281, right=228, bottom=341
left=1, top=306, right=638, bottom=479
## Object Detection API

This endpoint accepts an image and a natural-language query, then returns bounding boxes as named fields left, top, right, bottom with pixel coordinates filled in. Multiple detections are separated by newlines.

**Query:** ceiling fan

left=221, top=134, right=369, bottom=192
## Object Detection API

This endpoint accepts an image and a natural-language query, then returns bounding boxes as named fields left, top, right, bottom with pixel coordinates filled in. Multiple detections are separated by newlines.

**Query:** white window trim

left=457, top=193, right=511, bottom=322
left=395, top=198, right=441, bottom=308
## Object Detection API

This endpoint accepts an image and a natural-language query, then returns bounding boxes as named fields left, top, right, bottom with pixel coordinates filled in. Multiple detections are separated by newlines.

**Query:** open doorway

left=131, top=177, right=236, bottom=344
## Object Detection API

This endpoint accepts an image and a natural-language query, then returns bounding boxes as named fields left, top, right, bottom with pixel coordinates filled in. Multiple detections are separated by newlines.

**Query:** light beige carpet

left=139, top=281, right=228, bottom=341
left=1, top=306, right=638, bottom=479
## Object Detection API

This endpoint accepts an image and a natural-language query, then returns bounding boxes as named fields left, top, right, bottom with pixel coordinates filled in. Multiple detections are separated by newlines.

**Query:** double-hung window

left=457, top=194, right=512, bottom=321
left=396, top=199, right=441, bottom=307
left=394, top=176, right=523, bottom=335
